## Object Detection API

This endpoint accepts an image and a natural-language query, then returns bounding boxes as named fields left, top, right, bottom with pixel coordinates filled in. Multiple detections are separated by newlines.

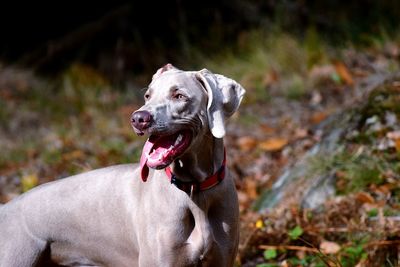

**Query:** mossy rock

left=254, top=73, right=400, bottom=212
left=361, top=84, right=400, bottom=121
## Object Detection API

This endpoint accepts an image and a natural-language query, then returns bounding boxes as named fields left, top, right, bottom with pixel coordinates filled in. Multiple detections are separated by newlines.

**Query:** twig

left=311, top=227, right=350, bottom=233
left=364, top=240, right=400, bottom=248
left=299, top=237, right=343, bottom=267
left=306, top=226, right=375, bottom=233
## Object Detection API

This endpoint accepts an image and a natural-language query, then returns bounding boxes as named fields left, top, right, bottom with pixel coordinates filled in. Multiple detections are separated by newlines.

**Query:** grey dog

left=0, top=64, right=245, bottom=267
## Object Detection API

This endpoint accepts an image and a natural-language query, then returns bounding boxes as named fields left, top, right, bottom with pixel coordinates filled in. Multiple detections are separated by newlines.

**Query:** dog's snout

left=131, top=110, right=153, bottom=134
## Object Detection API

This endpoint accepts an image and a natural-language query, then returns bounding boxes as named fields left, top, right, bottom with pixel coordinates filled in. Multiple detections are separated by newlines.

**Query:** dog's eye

left=173, top=93, right=187, bottom=101
left=144, top=94, right=150, bottom=101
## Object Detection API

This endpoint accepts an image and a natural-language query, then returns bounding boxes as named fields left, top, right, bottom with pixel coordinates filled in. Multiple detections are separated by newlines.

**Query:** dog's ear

left=152, top=63, right=179, bottom=80
left=195, top=69, right=245, bottom=138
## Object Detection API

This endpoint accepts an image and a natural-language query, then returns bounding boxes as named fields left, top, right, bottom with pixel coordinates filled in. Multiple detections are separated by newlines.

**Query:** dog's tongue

left=139, top=133, right=184, bottom=181
left=139, top=138, right=153, bottom=181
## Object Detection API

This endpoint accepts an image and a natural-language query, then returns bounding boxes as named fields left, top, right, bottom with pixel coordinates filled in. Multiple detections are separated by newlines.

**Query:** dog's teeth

left=175, top=134, right=183, bottom=145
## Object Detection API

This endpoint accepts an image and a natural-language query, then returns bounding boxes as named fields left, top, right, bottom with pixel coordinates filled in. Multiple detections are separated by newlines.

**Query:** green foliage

left=330, top=72, right=342, bottom=84
left=340, top=243, right=368, bottom=267
left=285, top=74, right=306, bottom=100
left=288, top=225, right=303, bottom=240
left=288, top=255, right=326, bottom=267
left=383, top=207, right=400, bottom=217
left=256, top=263, right=279, bottom=267
left=304, top=26, right=326, bottom=69
left=309, top=149, right=393, bottom=194
left=263, top=249, right=278, bottom=260
left=367, top=208, right=378, bottom=217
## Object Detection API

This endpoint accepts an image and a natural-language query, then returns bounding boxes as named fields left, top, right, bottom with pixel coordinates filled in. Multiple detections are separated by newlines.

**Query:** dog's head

left=131, top=64, right=245, bottom=180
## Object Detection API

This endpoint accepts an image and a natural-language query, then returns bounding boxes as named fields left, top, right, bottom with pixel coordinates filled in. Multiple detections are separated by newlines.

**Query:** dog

left=0, top=64, right=245, bottom=267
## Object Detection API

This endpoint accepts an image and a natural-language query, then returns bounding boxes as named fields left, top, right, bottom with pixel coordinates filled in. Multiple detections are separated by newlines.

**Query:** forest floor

left=0, top=34, right=399, bottom=266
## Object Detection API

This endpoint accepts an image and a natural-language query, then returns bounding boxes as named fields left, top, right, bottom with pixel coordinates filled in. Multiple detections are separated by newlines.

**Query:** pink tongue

left=140, top=138, right=154, bottom=181
left=139, top=133, right=185, bottom=182
left=140, top=135, right=176, bottom=181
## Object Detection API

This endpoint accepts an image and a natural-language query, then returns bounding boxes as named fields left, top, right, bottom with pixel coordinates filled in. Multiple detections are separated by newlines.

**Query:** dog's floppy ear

left=152, top=63, right=179, bottom=80
left=195, top=69, right=245, bottom=138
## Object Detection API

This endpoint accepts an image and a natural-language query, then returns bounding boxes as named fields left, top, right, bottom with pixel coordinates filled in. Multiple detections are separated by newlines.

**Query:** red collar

left=165, top=150, right=226, bottom=194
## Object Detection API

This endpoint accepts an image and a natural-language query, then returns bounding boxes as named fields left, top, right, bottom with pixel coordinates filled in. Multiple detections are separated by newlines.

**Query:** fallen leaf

left=392, top=81, right=400, bottom=89
left=310, top=111, right=328, bottom=124
left=355, top=192, right=375, bottom=204
left=294, top=128, right=308, bottom=139
left=333, top=61, right=354, bottom=85
left=394, top=139, right=400, bottom=152
left=376, top=184, right=393, bottom=194
left=62, top=150, right=85, bottom=161
left=237, top=136, right=258, bottom=152
left=320, top=240, right=341, bottom=254
left=259, top=138, right=288, bottom=152
left=255, top=219, right=264, bottom=229
left=260, top=124, right=276, bottom=134
left=387, top=131, right=400, bottom=152
left=21, top=174, right=39, bottom=192
left=244, top=179, right=258, bottom=199
left=263, top=69, right=279, bottom=87
left=387, top=130, right=400, bottom=140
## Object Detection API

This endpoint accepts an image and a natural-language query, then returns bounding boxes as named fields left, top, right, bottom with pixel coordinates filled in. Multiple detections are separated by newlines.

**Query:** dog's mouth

left=140, top=130, right=192, bottom=172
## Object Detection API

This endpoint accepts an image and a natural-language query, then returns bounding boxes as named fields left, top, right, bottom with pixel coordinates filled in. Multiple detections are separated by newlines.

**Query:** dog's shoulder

left=71, top=163, right=138, bottom=178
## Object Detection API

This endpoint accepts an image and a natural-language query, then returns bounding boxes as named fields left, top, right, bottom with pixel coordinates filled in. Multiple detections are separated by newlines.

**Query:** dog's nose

left=131, top=110, right=153, bottom=133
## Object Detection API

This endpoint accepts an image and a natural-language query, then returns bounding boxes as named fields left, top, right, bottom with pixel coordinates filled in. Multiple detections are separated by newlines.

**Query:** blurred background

left=0, top=1, right=399, bottom=266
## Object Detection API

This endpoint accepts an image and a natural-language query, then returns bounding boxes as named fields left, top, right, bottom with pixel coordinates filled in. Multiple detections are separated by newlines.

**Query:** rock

left=253, top=110, right=352, bottom=211
left=301, top=172, right=336, bottom=210
left=254, top=72, right=400, bottom=212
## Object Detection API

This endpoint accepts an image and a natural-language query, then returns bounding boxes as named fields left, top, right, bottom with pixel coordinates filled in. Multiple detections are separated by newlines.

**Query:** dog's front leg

left=0, top=223, right=48, bottom=267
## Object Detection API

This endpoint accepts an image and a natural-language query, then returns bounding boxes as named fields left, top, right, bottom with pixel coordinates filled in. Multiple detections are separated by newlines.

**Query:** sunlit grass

left=201, top=29, right=333, bottom=103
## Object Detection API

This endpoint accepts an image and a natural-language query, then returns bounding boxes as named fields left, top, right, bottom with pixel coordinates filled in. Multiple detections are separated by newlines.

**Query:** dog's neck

left=169, top=136, right=224, bottom=183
